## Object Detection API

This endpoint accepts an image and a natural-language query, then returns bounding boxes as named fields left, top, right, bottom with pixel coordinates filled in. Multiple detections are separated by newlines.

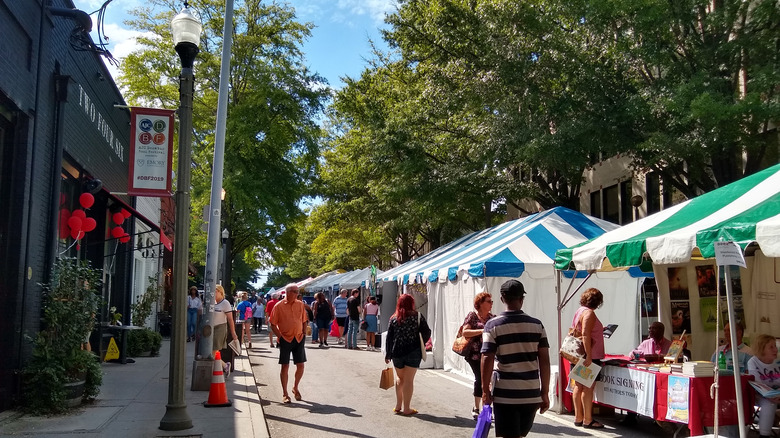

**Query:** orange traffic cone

left=204, top=351, right=232, bottom=407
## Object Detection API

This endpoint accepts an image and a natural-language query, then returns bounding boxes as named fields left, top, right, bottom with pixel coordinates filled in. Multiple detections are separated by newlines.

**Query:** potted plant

left=126, top=276, right=163, bottom=357
left=127, top=328, right=163, bottom=357
left=22, top=257, right=102, bottom=413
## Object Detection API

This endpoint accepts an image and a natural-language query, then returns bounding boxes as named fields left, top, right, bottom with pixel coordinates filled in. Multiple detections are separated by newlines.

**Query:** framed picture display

left=668, top=267, right=689, bottom=300
left=696, top=265, right=716, bottom=297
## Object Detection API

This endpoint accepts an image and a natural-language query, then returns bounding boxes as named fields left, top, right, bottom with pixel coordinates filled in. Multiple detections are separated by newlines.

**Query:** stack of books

left=682, top=361, right=715, bottom=377
left=670, top=364, right=683, bottom=374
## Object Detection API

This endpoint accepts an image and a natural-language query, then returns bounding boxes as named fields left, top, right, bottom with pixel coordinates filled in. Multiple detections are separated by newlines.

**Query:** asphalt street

left=246, top=329, right=686, bottom=438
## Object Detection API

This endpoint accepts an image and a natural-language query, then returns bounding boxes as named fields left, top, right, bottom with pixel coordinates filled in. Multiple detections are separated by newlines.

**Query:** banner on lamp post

left=128, top=107, right=175, bottom=197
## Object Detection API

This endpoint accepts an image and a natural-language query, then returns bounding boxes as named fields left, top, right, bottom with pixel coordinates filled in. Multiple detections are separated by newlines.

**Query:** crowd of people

left=185, top=279, right=778, bottom=438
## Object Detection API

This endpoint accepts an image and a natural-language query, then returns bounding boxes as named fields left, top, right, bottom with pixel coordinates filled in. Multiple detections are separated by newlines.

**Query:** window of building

left=620, top=180, right=632, bottom=224
left=647, top=173, right=661, bottom=214
left=603, top=184, right=619, bottom=223
left=590, top=191, right=601, bottom=218
left=590, top=180, right=633, bottom=225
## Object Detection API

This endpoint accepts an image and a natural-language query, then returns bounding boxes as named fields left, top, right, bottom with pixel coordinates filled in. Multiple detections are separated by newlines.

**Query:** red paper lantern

left=79, top=193, right=95, bottom=209
left=111, top=226, right=124, bottom=239
left=119, top=234, right=131, bottom=243
left=112, top=212, right=124, bottom=225
left=59, top=209, right=71, bottom=239
left=83, top=217, right=97, bottom=232
left=121, top=209, right=131, bottom=219
left=67, top=216, right=83, bottom=231
left=70, top=228, right=82, bottom=240
left=71, top=209, right=86, bottom=220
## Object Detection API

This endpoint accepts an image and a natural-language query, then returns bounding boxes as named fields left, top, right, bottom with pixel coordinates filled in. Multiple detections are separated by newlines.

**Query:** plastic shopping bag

left=472, top=405, right=492, bottom=438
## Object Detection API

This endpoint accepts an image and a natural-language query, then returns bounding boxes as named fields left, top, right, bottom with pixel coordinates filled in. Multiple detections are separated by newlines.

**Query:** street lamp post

left=160, top=3, right=201, bottom=431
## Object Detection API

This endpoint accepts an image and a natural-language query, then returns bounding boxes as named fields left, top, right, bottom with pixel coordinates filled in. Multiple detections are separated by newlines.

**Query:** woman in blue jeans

left=384, top=294, right=431, bottom=416
left=186, top=286, right=202, bottom=342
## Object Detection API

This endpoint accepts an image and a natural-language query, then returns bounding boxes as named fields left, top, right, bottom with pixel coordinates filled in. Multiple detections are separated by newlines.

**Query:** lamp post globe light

left=160, top=2, right=201, bottom=432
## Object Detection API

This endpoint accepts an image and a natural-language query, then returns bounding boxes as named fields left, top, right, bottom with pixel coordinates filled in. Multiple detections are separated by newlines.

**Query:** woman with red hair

left=384, top=294, right=431, bottom=416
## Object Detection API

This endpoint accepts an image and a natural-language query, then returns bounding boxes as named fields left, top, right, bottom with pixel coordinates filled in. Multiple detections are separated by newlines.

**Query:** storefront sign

left=593, top=365, right=656, bottom=417
left=128, top=107, right=175, bottom=197
left=78, top=84, right=125, bottom=161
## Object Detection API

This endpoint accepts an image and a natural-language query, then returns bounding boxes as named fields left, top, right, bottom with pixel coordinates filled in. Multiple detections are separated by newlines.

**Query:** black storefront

left=0, top=0, right=163, bottom=409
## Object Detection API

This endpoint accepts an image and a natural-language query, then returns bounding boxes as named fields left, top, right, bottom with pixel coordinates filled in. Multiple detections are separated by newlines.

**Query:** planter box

left=63, top=379, right=85, bottom=408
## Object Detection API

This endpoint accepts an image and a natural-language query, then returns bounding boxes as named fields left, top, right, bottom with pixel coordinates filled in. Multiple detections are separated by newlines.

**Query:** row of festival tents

left=378, top=206, right=649, bottom=377
left=302, top=267, right=383, bottom=299
left=376, top=162, right=780, bottom=386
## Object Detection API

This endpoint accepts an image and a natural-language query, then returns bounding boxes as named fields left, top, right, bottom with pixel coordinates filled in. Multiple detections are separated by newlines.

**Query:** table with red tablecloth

left=560, top=358, right=754, bottom=436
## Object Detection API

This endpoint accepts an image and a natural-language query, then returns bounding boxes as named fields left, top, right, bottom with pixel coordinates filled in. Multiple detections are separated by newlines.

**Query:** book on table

left=749, top=381, right=780, bottom=398
left=664, top=339, right=685, bottom=363
left=682, top=361, right=715, bottom=377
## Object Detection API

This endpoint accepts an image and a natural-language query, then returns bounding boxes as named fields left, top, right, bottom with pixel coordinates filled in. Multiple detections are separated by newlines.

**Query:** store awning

left=103, top=189, right=164, bottom=239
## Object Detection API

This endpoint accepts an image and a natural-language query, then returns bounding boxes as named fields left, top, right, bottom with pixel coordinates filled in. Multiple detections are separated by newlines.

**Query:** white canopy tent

left=379, top=207, right=648, bottom=378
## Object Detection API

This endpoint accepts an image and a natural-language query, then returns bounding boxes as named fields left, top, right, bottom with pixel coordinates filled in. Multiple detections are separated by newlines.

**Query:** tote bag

left=559, top=312, right=585, bottom=363
left=452, top=325, right=469, bottom=356
left=417, top=312, right=427, bottom=362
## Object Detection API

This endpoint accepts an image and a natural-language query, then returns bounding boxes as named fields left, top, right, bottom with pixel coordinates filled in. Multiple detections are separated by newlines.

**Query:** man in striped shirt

left=481, top=280, right=550, bottom=438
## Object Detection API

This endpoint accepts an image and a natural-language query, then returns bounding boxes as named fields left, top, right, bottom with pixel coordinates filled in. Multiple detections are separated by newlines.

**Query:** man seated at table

left=622, top=322, right=673, bottom=427
left=710, top=321, right=752, bottom=372
left=630, top=322, right=672, bottom=359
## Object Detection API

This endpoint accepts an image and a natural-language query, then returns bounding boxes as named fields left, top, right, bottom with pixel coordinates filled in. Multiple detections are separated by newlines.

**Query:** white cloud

left=336, top=0, right=396, bottom=23
left=91, top=21, right=155, bottom=82
left=290, top=0, right=395, bottom=25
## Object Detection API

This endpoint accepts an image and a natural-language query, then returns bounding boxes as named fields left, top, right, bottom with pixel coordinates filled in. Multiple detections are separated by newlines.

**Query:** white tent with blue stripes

left=378, top=206, right=648, bottom=377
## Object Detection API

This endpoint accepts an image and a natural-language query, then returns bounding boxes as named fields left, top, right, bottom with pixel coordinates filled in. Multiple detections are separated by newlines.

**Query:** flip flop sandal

left=393, top=408, right=401, bottom=414
left=293, top=388, right=302, bottom=401
left=583, top=420, right=604, bottom=429
left=574, top=421, right=583, bottom=427
left=282, top=395, right=291, bottom=404
left=401, top=409, right=418, bottom=416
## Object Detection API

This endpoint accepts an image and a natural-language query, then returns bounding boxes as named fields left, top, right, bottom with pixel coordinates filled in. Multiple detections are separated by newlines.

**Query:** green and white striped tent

left=555, top=162, right=780, bottom=361
left=556, top=162, right=780, bottom=272
left=555, top=164, right=780, bottom=433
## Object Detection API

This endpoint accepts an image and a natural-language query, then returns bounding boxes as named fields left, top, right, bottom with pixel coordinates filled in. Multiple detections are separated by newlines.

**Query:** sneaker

left=223, top=362, right=231, bottom=378
left=338, top=339, right=344, bottom=344
left=472, top=407, right=480, bottom=420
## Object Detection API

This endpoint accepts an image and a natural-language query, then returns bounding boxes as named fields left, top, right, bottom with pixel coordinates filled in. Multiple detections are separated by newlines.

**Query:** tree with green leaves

left=118, top=0, right=329, bottom=278
left=578, top=0, right=780, bottom=196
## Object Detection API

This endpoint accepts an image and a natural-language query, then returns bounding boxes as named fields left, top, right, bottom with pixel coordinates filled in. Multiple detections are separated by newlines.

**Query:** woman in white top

left=187, top=286, right=202, bottom=342
left=747, top=334, right=780, bottom=438
left=213, top=284, right=238, bottom=355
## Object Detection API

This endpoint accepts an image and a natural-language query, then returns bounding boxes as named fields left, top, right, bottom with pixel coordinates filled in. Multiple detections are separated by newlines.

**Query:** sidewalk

left=0, top=339, right=269, bottom=437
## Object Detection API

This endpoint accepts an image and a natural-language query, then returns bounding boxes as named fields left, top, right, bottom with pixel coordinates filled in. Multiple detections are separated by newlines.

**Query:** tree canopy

left=118, top=0, right=329, bottom=286
left=308, top=0, right=779, bottom=276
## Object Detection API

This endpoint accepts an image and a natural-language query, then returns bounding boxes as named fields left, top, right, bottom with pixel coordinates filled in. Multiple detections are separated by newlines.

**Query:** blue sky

left=73, top=0, right=395, bottom=88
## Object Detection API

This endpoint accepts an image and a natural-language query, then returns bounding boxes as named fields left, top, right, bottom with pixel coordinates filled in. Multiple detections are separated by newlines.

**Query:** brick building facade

left=0, top=0, right=166, bottom=410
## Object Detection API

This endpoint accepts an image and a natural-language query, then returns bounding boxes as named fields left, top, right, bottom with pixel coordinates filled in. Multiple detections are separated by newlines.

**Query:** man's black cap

left=500, top=280, right=526, bottom=299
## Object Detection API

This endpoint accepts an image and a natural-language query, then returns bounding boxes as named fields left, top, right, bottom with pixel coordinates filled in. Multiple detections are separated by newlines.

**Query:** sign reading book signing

left=592, top=366, right=656, bottom=417
left=128, top=108, right=175, bottom=197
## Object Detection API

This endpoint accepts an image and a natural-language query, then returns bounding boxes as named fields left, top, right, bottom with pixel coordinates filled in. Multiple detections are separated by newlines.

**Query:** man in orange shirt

left=269, top=283, right=308, bottom=404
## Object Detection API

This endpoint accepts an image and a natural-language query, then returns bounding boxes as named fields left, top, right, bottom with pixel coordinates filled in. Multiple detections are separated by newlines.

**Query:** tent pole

left=723, top=266, right=747, bottom=438
left=556, top=269, right=566, bottom=414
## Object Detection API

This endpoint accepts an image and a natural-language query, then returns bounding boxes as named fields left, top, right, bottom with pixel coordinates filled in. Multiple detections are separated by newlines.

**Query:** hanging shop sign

left=128, top=107, right=175, bottom=197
